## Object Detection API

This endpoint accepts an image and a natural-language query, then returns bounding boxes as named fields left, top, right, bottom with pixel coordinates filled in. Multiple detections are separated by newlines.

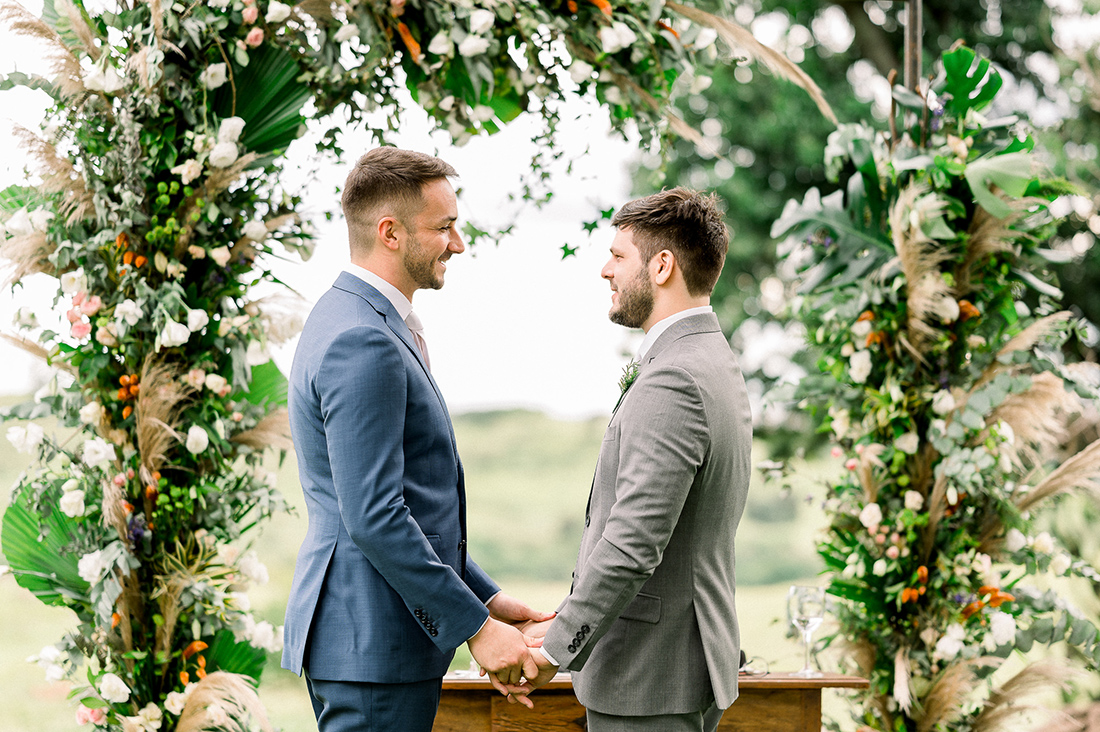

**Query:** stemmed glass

left=788, top=585, right=826, bottom=678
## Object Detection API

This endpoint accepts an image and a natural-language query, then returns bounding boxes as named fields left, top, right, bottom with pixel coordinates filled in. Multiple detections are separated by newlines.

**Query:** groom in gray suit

left=282, top=148, right=548, bottom=732
left=519, top=188, right=752, bottom=731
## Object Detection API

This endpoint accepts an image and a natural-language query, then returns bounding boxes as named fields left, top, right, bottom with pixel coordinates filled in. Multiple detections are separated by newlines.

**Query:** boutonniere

left=618, top=359, right=640, bottom=395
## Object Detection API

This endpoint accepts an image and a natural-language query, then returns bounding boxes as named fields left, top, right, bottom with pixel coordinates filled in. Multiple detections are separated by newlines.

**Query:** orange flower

left=183, top=640, right=209, bottom=659
left=144, top=484, right=157, bottom=500
left=122, top=406, right=133, bottom=420
left=656, top=20, right=680, bottom=38
left=195, top=668, right=206, bottom=680
left=180, top=671, right=190, bottom=685
left=979, top=586, right=1015, bottom=608
left=117, top=387, right=130, bottom=401
left=958, top=300, right=980, bottom=321
left=123, top=251, right=134, bottom=266
left=115, top=232, right=129, bottom=250
left=152, top=471, right=161, bottom=482
left=587, top=0, right=612, bottom=16
left=134, top=255, right=147, bottom=268
left=866, top=331, right=884, bottom=347
left=961, top=600, right=985, bottom=619
left=901, top=587, right=920, bottom=603
left=121, top=501, right=134, bottom=514
left=111, top=612, right=121, bottom=629
left=917, top=565, right=929, bottom=584
left=567, top=0, right=577, bottom=11
left=129, top=384, right=140, bottom=396
left=857, top=310, right=875, bottom=322
left=396, top=22, right=421, bottom=60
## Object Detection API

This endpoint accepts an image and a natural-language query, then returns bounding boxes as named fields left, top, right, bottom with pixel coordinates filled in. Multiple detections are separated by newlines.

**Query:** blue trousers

left=305, top=671, right=443, bottom=732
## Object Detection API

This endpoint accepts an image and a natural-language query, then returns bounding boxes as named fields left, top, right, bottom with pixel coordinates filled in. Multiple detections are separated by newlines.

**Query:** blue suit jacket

left=281, top=272, right=499, bottom=683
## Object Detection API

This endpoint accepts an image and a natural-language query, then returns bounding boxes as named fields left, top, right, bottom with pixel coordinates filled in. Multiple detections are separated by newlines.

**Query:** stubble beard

left=403, top=234, right=444, bottom=291
left=609, top=266, right=654, bottom=329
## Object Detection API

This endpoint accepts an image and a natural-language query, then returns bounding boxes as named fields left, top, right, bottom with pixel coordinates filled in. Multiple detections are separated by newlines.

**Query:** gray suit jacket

left=542, top=312, right=752, bottom=715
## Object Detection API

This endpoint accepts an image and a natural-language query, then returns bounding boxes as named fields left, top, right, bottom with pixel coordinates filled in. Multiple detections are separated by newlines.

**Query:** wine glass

left=788, top=585, right=826, bottom=678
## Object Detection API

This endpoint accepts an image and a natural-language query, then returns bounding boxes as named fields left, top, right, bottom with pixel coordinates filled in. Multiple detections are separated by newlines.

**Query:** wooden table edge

left=441, top=672, right=869, bottom=691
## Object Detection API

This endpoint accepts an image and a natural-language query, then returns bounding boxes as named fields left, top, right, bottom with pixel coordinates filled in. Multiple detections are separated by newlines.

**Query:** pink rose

left=66, top=307, right=83, bottom=324
left=245, top=27, right=264, bottom=46
left=874, top=534, right=886, bottom=545
left=845, top=458, right=858, bottom=471
left=71, top=321, right=92, bottom=339
left=830, top=446, right=842, bottom=458
left=185, top=368, right=206, bottom=389
left=72, top=291, right=86, bottom=306
left=390, top=0, right=406, bottom=15
left=886, top=545, right=900, bottom=559
left=80, top=295, right=103, bottom=316
left=242, top=5, right=259, bottom=22
left=76, top=705, right=107, bottom=725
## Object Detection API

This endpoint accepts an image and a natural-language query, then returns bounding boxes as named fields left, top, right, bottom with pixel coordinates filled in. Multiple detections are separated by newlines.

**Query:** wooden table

left=434, top=672, right=868, bottom=732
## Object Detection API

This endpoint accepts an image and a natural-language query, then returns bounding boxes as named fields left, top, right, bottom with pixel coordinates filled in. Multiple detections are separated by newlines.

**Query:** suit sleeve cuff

left=467, top=613, right=492, bottom=644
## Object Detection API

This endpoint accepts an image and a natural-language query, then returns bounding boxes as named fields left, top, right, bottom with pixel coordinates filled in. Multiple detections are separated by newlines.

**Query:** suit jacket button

left=431, top=629, right=438, bottom=637
left=581, top=624, right=590, bottom=633
left=567, top=643, right=576, bottom=653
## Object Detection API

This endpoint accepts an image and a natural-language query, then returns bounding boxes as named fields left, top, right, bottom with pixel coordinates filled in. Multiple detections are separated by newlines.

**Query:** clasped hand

left=465, top=595, right=559, bottom=709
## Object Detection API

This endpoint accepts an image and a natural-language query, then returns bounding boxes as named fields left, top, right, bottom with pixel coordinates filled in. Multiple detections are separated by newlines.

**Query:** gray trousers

left=586, top=703, right=724, bottom=732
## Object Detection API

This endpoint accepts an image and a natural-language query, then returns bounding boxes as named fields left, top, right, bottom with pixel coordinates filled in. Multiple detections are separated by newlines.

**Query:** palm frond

left=665, top=1, right=836, bottom=124
left=918, top=661, right=977, bottom=732
left=135, top=358, right=194, bottom=491
left=54, top=0, right=100, bottom=60
left=13, top=125, right=95, bottom=225
left=988, top=371, right=1068, bottom=468
left=998, top=312, right=1073, bottom=361
left=972, top=662, right=1081, bottom=732
left=889, top=184, right=952, bottom=354
left=956, top=197, right=1027, bottom=294
left=1017, top=437, right=1100, bottom=513
left=0, top=231, right=53, bottom=286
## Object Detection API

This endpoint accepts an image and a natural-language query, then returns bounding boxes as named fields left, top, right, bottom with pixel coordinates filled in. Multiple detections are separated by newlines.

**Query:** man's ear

left=653, top=250, right=675, bottom=286
left=377, top=216, right=404, bottom=252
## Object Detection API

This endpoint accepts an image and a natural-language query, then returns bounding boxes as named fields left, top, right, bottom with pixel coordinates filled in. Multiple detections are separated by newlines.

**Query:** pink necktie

left=405, top=311, right=431, bottom=370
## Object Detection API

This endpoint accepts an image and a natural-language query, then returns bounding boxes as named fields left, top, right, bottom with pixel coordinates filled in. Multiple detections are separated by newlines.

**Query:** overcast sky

left=0, top=6, right=647, bottom=419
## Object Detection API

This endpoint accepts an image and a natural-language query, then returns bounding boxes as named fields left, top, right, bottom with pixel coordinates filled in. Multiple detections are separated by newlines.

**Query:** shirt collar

left=638, top=306, right=713, bottom=359
left=344, top=263, right=413, bottom=321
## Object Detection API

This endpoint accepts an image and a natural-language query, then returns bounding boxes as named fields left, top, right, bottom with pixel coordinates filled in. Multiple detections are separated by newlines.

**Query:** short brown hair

left=341, top=147, right=458, bottom=250
left=611, top=187, right=728, bottom=296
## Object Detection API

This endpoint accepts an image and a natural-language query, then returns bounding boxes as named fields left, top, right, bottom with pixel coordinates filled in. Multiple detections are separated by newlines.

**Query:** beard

left=609, top=265, right=654, bottom=329
left=403, top=234, right=444, bottom=291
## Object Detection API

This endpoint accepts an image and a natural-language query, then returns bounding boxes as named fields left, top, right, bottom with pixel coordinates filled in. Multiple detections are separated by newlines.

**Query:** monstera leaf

left=1, top=491, right=89, bottom=608
left=942, top=46, right=1002, bottom=118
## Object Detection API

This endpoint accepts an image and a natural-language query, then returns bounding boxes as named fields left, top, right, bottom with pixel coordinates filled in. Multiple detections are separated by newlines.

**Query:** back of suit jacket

left=542, top=313, right=752, bottom=715
left=281, top=273, right=498, bottom=683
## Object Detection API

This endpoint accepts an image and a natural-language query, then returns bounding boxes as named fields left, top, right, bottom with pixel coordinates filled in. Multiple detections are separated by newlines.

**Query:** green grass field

left=2, top=407, right=839, bottom=731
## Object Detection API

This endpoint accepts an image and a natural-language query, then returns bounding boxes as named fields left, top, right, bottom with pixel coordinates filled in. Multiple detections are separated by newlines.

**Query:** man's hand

left=516, top=618, right=553, bottom=640
left=467, top=618, right=539, bottom=694
left=496, top=647, right=560, bottom=709
left=487, top=593, right=555, bottom=626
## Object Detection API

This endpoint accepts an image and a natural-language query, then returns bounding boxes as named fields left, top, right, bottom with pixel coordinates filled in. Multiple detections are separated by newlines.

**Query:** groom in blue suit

left=282, top=147, right=548, bottom=731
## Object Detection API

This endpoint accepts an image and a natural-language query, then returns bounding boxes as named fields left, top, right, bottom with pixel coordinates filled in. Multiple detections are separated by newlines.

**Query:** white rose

left=28, top=208, right=54, bottom=232
left=242, top=220, right=268, bottom=241
left=136, top=702, right=163, bottom=730
left=895, top=432, right=920, bottom=455
left=208, top=141, right=239, bottom=168
left=164, top=690, right=188, bottom=715
left=934, top=624, right=966, bottom=660
left=1050, top=553, right=1072, bottom=576
left=904, top=490, right=924, bottom=511
left=239, top=551, right=269, bottom=585
left=82, top=437, right=116, bottom=469
left=872, top=559, right=887, bottom=576
left=246, top=339, right=270, bottom=366
left=335, top=24, right=360, bottom=43
left=1005, top=528, right=1027, bottom=552
left=265, top=0, right=291, bottom=23
left=218, top=116, right=247, bottom=143
left=931, top=390, right=955, bottom=415
left=569, top=59, right=594, bottom=84
left=98, top=672, right=131, bottom=704
left=199, top=63, right=227, bottom=90
left=859, top=502, right=882, bottom=529
left=78, top=549, right=109, bottom=584
left=427, top=30, right=451, bottom=55
left=160, top=319, right=191, bottom=348
left=102, top=65, right=125, bottom=93
left=1031, top=531, right=1055, bottom=554
left=82, top=65, right=107, bottom=92
left=185, top=425, right=210, bottom=455
left=209, top=246, right=232, bottom=266
left=851, top=319, right=873, bottom=339
left=60, top=490, right=86, bottom=518
left=5, top=207, right=34, bottom=236
left=60, top=269, right=86, bottom=295
left=204, top=373, right=229, bottom=393
left=599, top=21, right=637, bottom=54
left=468, top=8, right=495, bottom=34
left=693, top=27, right=718, bottom=50
left=829, top=407, right=850, bottom=439
left=79, top=401, right=105, bottom=425
left=934, top=296, right=960, bottom=324
left=7, top=423, right=44, bottom=453
left=988, top=611, right=1016, bottom=647
left=187, top=309, right=210, bottom=332
left=849, top=349, right=873, bottom=384
left=458, top=35, right=490, bottom=57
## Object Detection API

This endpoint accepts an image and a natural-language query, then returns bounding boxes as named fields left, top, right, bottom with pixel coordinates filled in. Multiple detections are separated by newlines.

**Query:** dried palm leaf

left=1016, top=437, right=1100, bottom=513
left=988, top=372, right=1069, bottom=468
left=894, top=646, right=913, bottom=714
left=204, top=153, right=259, bottom=196
left=0, top=232, right=54, bottom=286
left=0, top=0, right=85, bottom=99
left=135, top=358, right=194, bottom=491
left=231, top=408, right=293, bottom=451
left=13, top=125, right=95, bottom=225
left=918, top=661, right=977, bottom=732
left=251, top=291, right=308, bottom=346
left=100, top=474, right=129, bottom=540
left=956, top=197, right=1026, bottom=294
left=665, top=1, right=837, bottom=124
left=858, top=443, right=885, bottom=504
left=921, top=474, right=949, bottom=563
left=0, top=332, right=77, bottom=374
left=153, top=541, right=215, bottom=664
left=176, top=672, right=274, bottom=732
left=296, top=0, right=336, bottom=20
left=144, top=0, right=165, bottom=43
left=972, top=662, right=1081, bottom=732
left=54, top=0, right=101, bottom=61
left=972, top=312, right=1074, bottom=391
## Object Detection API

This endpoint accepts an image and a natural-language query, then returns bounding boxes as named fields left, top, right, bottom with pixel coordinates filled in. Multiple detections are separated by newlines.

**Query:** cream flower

left=468, top=8, right=495, bottom=34
left=1050, top=553, right=1072, bottom=576
left=7, top=423, right=44, bottom=453
left=60, top=490, right=86, bottom=518
left=903, top=491, right=924, bottom=511
left=79, top=401, right=105, bottom=425
left=187, top=309, right=210, bottom=332
left=1005, top=528, right=1027, bottom=552
left=199, top=63, right=227, bottom=90
left=987, top=611, right=1016, bottom=647
left=458, top=35, right=490, bottom=57
left=895, top=432, right=919, bottom=455
left=569, top=59, right=594, bottom=84
left=934, top=624, right=966, bottom=660
left=243, top=220, right=268, bottom=241
left=265, top=1, right=291, bottom=23
left=931, top=390, right=955, bottom=415
left=82, top=437, right=116, bottom=468
left=204, top=373, right=229, bottom=394
left=160, top=319, right=191, bottom=348
left=849, top=349, right=872, bottom=384
left=859, top=502, right=882, bottom=529
left=1031, top=531, right=1055, bottom=554
left=185, top=368, right=206, bottom=390
left=872, top=559, right=887, bottom=576
left=599, top=21, right=638, bottom=54
left=210, top=246, right=232, bottom=266
left=98, top=673, right=131, bottom=704
left=60, top=269, right=87, bottom=295
left=335, top=24, right=360, bottom=43
left=185, top=425, right=210, bottom=455
left=427, top=30, right=451, bottom=55
left=208, top=142, right=238, bottom=168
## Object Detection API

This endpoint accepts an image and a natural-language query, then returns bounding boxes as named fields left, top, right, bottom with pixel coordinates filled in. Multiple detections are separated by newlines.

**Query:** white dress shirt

left=344, top=263, right=413, bottom=320
left=638, top=305, right=713, bottom=359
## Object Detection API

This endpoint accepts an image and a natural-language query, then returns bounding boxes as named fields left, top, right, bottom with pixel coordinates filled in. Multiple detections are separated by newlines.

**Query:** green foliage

left=1, top=491, right=88, bottom=608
